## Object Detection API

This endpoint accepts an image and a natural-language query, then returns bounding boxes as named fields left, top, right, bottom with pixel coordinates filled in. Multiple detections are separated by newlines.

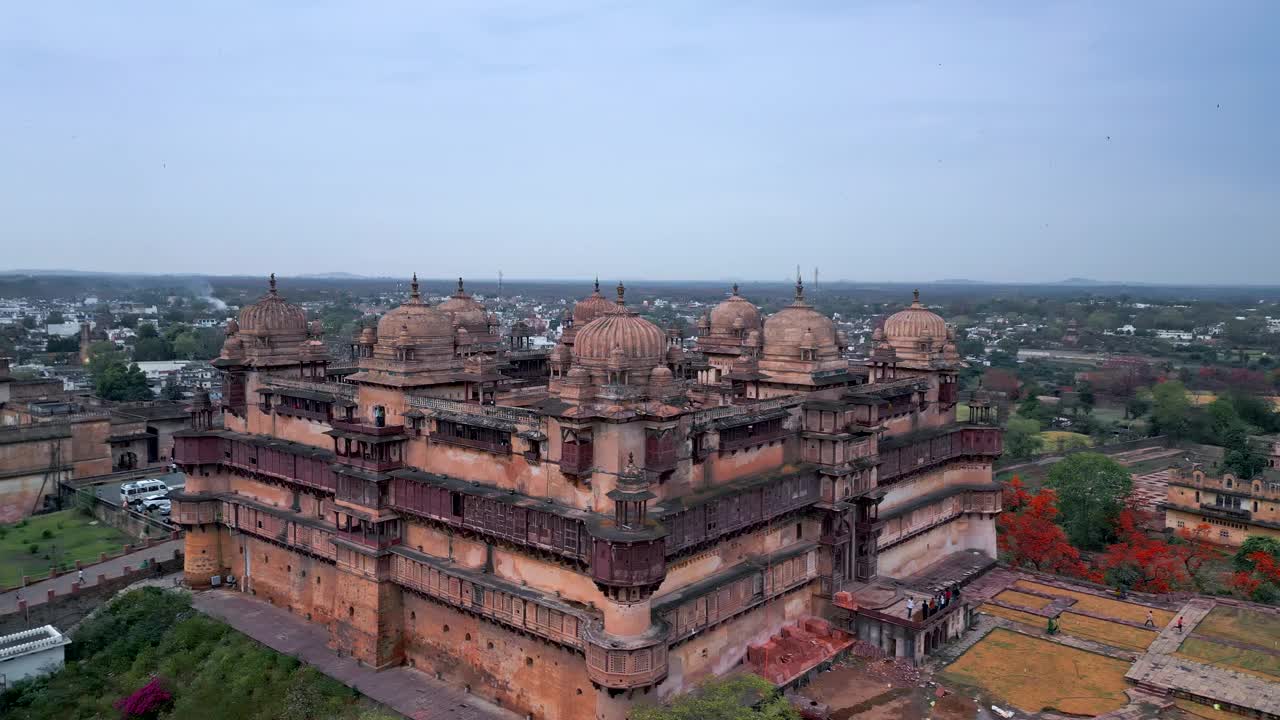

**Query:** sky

left=1, top=1, right=1277, bottom=284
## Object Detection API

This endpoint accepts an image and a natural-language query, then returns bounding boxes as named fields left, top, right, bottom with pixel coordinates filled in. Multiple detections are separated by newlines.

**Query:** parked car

left=120, top=479, right=169, bottom=507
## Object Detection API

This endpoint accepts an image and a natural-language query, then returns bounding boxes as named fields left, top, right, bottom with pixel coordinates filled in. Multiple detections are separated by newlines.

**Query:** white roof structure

left=0, top=624, right=71, bottom=662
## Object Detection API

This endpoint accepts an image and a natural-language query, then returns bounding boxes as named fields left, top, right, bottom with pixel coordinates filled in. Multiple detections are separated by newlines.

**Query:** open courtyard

left=0, top=509, right=132, bottom=587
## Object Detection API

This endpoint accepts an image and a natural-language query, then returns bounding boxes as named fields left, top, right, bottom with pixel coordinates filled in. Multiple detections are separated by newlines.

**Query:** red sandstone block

left=124, top=565, right=133, bottom=574
left=21, top=575, right=29, bottom=586
left=804, top=618, right=833, bottom=636
left=99, top=552, right=107, bottom=562
left=47, top=589, right=55, bottom=602
left=17, top=600, right=27, bottom=611
left=75, top=560, right=83, bottom=570
left=833, top=591, right=855, bottom=608
left=747, top=642, right=769, bottom=664
left=781, top=624, right=806, bottom=639
left=71, top=582, right=80, bottom=593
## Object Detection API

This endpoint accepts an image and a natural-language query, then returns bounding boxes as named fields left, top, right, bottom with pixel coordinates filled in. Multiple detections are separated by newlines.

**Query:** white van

left=120, top=479, right=170, bottom=507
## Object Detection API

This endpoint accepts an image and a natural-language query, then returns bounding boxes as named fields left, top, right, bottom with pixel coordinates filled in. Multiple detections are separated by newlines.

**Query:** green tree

left=1077, top=382, right=1096, bottom=415
left=86, top=341, right=125, bottom=379
left=1004, top=417, right=1043, bottom=460
left=20, top=315, right=36, bottom=329
left=132, top=337, right=174, bottom=361
left=631, top=675, right=798, bottom=720
left=160, top=374, right=184, bottom=401
left=45, top=335, right=79, bottom=353
left=137, top=322, right=159, bottom=339
left=95, top=361, right=153, bottom=401
left=1150, top=380, right=1191, bottom=440
left=45, top=311, right=64, bottom=324
left=1047, top=453, right=1132, bottom=550
left=1233, top=536, right=1280, bottom=572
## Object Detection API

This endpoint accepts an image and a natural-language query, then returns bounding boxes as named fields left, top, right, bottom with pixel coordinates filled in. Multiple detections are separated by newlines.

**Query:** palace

left=170, top=274, right=1002, bottom=720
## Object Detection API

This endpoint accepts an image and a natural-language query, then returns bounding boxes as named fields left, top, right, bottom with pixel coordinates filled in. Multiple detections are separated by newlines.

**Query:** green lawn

left=0, top=510, right=132, bottom=587
left=0, top=588, right=392, bottom=720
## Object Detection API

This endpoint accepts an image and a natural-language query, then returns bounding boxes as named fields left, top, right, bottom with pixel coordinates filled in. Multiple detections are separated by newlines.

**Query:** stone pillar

left=183, top=521, right=224, bottom=588
left=329, top=560, right=404, bottom=670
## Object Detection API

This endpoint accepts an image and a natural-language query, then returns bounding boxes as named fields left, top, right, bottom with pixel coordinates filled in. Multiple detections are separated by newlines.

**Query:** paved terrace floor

left=194, top=590, right=518, bottom=720
left=0, top=538, right=183, bottom=614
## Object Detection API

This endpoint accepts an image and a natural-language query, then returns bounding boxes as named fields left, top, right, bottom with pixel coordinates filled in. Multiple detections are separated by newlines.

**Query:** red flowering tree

left=1100, top=509, right=1188, bottom=593
left=1231, top=551, right=1280, bottom=603
left=114, top=677, right=173, bottom=719
left=998, top=488, right=1092, bottom=578
left=1173, top=523, right=1216, bottom=578
left=1003, top=475, right=1032, bottom=512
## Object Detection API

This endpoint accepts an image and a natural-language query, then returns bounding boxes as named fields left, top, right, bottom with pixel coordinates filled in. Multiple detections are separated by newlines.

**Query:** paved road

left=90, top=471, right=186, bottom=506
left=0, top=538, right=184, bottom=614
left=195, top=591, right=518, bottom=720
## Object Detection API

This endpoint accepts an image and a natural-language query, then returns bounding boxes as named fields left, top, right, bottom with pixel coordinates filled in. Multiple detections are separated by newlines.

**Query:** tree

left=1150, top=380, right=1191, bottom=440
left=1003, top=476, right=1033, bottom=512
left=160, top=375, right=184, bottom=401
left=1173, top=523, right=1216, bottom=580
left=45, top=311, right=64, bottom=324
left=998, top=488, right=1091, bottom=578
left=1046, top=453, right=1132, bottom=550
left=1004, top=417, right=1043, bottom=460
left=45, top=335, right=79, bottom=353
left=1077, top=382, right=1096, bottom=415
left=631, top=675, right=798, bottom=720
left=1233, top=536, right=1280, bottom=573
left=137, top=322, right=159, bottom=339
left=1100, top=508, right=1188, bottom=593
left=95, top=361, right=153, bottom=401
left=1124, top=393, right=1151, bottom=420
left=132, top=337, right=174, bottom=361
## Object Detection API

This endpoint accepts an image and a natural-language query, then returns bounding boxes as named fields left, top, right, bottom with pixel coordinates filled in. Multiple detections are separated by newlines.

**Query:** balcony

left=719, top=427, right=790, bottom=454
left=1201, top=503, right=1250, bottom=520
left=560, top=441, right=593, bottom=476
left=431, top=433, right=511, bottom=455
left=645, top=446, right=677, bottom=474
left=331, top=419, right=405, bottom=437
left=277, top=406, right=330, bottom=423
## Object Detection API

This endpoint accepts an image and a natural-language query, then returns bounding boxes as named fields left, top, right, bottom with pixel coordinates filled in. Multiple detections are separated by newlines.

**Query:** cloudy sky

left=1, top=1, right=1276, bottom=283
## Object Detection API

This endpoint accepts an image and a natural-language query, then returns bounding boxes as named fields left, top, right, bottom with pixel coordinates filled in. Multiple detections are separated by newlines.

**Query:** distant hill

left=297, top=272, right=366, bottom=279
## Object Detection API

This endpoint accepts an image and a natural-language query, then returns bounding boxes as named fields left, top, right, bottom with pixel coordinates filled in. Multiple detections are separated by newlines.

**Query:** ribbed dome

left=762, top=278, right=837, bottom=358
left=238, top=275, right=307, bottom=337
left=437, top=278, right=488, bottom=330
left=572, top=283, right=665, bottom=368
left=572, top=278, right=613, bottom=325
left=709, top=284, right=761, bottom=333
left=377, top=275, right=453, bottom=341
left=883, top=290, right=947, bottom=343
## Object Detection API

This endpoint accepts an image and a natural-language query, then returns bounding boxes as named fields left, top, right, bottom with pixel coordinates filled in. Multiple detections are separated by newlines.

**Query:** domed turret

left=377, top=274, right=453, bottom=343
left=573, top=278, right=612, bottom=326
left=437, top=277, right=489, bottom=332
left=237, top=274, right=308, bottom=338
left=572, top=282, right=665, bottom=372
left=709, top=284, right=761, bottom=337
left=882, top=289, right=948, bottom=350
left=761, top=275, right=838, bottom=360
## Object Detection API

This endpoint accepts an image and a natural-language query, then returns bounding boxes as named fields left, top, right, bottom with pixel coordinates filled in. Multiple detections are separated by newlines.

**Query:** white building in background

left=44, top=322, right=82, bottom=338
left=0, top=625, right=71, bottom=689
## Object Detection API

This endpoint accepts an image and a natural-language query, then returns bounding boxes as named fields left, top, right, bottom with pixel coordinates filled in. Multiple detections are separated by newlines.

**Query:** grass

left=977, top=603, right=1049, bottom=628
left=1175, top=637, right=1280, bottom=680
left=1174, top=697, right=1248, bottom=720
left=0, top=510, right=132, bottom=587
left=1194, top=606, right=1280, bottom=650
left=1039, top=431, right=1093, bottom=451
left=0, top=587, right=391, bottom=720
left=941, top=628, right=1132, bottom=716
left=1013, top=580, right=1175, bottom=626
left=993, top=590, right=1053, bottom=610
left=1057, top=612, right=1157, bottom=652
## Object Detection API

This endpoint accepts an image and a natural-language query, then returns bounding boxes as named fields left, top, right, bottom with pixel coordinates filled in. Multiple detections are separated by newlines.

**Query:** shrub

left=28, top=544, right=38, bottom=554
left=114, top=677, right=173, bottom=718
left=41, top=528, right=53, bottom=539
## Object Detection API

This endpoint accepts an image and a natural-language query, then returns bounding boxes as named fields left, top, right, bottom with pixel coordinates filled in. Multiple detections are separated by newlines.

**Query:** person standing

left=1176, top=616, right=1184, bottom=633
left=77, top=569, right=85, bottom=586
left=1144, top=610, right=1156, bottom=628
left=906, top=597, right=915, bottom=619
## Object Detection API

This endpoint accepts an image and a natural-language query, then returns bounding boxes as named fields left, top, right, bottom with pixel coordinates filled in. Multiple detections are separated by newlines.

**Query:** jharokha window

left=435, top=419, right=512, bottom=454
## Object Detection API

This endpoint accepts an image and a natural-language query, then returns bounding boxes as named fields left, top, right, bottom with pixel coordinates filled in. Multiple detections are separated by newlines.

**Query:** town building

left=1161, top=446, right=1280, bottom=546
left=170, top=275, right=1002, bottom=720
left=0, top=625, right=72, bottom=688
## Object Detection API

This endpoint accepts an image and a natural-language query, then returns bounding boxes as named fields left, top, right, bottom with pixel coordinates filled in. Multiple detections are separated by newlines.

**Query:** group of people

left=904, top=584, right=962, bottom=621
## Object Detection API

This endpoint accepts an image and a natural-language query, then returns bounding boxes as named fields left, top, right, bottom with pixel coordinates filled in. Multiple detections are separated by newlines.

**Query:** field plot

left=941, top=628, right=1132, bottom=716
left=1175, top=637, right=1280, bottom=681
left=1014, top=580, right=1174, bottom=625
left=1057, top=612, right=1156, bottom=652
left=1194, top=605, right=1280, bottom=650
left=0, top=510, right=131, bottom=587
left=993, top=589, right=1053, bottom=610
left=978, top=603, right=1048, bottom=628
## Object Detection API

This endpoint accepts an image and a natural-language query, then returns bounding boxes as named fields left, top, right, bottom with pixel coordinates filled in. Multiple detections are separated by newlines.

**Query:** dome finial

left=794, top=268, right=805, bottom=301
left=269, top=273, right=278, bottom=296
left=456, top=277, right=465, bottom=295
left=616, top=281, right=626, bottom=305
left=731, top=282, right=739, bottom=296
left=912, top=288, right=921, bottom=306
left=594, top=276, right=600, bottom=293
left=410, top=273, right=420, bottom=301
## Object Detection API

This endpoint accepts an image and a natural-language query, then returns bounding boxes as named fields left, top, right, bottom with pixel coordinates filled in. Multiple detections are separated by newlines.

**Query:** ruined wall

left=401, top=591, right=594, bottom=720
left=69, top=418, right=112, bottom=476
left=657, top=518, right=817, bottom=596
left=877, top=514, right=996, bottom=578
left=657, top=585, right=814, bottom=698
left=0, top=435, right=73, bottom=521
left=221, top=532, right=338, bottom=628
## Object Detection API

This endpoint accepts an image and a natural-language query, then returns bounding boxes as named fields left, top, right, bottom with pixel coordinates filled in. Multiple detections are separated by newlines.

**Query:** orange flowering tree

left=998, top=486, right=1092, bottom=579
